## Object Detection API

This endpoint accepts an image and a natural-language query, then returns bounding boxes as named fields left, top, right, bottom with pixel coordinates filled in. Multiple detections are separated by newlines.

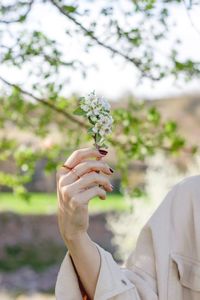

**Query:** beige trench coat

left=55, top=175, right=200, bottom=300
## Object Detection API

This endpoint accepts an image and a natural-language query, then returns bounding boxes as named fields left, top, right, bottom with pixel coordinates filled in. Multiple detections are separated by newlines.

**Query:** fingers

left=70, top=185, right=107, bottom=207
left=63, top=171, right=112, bottom=197
left=78, top=160, right=113, bottom=175
left=60, top=171, right=112, bottom=202
left=63, top=147, right=107, bottom=169
left=56, top=157, right=93, bottom=181
left=59, top=160, right=113, bottom=188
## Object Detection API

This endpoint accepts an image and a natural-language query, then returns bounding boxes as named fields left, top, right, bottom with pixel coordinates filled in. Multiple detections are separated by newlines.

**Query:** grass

left=0, top=192, right=130, bottom=214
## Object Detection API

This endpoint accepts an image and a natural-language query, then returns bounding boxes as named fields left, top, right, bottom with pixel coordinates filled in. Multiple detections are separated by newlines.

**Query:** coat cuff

left=55, top=242, right=138, bottom=300
left=93, top=242, right=137, bottom=300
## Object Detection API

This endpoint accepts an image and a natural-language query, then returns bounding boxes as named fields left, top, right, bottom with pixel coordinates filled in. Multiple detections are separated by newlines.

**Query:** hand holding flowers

left=56, top=91, right=114, bottom=246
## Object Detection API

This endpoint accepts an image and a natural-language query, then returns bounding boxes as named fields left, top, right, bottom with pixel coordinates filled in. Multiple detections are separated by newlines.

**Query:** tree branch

left=49, top=0, right=141, bottom=67
left=0, top=0, right=34, bottom=24
left=0, top=75, right=196, bottom=155
left=50, top=1, right=154, bottom=73
left=43, top=54, right=88, bottom=72
left=1, top=0, right=161, bottom=80
left=49, top=0, right=163, bottom=81
left=0, top=75, right=88, bottom=129
left=182, top=0, right=200, bottom=38
left=0, top=43, right=86, bottom=72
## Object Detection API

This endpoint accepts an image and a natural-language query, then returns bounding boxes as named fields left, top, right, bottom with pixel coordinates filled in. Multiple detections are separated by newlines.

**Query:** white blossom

left=99, top=97, right=111, bottom=111
left=99, top=129, right=105, bottom=136
left=79, top=90, right=113, bottom=146
left=92, top=127, right=98, bottom=133
left=86, top=111, right=93, bottom=117
left=91, top=116, right=98, bottom=122
left=80, top=104, right=89, bottom=112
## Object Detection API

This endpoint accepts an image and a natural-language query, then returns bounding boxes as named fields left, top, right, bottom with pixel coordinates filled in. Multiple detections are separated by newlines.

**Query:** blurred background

left=0, top=0, right=200, bottom=299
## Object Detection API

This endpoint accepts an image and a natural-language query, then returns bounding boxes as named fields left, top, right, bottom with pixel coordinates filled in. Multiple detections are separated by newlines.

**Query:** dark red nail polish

left=99, top=149, right=108, bottom=155
left=109, top=168, right=114, bottom=173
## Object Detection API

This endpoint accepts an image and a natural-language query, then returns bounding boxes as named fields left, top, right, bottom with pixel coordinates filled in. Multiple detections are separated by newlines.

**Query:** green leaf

left=130, top=187, right=146, bottom=198
left=170, top=135, right=185, bottom=152
left=99, top=142, right=108, bottom=149
left=87, top=127, right=94, bottom=136
left=63, top=5, right=77, bottom=13
left=95, top=133, right=102, bottom=143
left=19, top=15, right=26, bottom=22
left=147, top=107, right=161, bottom=125
left=164, top=121, right=177, bottom=134
left=88, top=117, right=95, bottom=125
left=14, top=185, right=31, bottom=202
left=73, top=107, right=85, bottom=116
left=191, top=145, right=199, bottom=154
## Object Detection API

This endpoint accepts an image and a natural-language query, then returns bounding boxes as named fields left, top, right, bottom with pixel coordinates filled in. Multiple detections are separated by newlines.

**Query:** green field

left=0, top=192, right=130, bottom=214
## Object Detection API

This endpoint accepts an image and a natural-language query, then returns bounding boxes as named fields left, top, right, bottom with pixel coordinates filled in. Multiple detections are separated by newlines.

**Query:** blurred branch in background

left=0, top=73, right=198, bottom=200
left=182, top=0, right=200, bottom=37
left=0, top=0, right=199, bottom=200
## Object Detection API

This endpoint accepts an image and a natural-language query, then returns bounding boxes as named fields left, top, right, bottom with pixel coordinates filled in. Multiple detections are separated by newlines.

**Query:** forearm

left=65, top=232, right=101, bottom=299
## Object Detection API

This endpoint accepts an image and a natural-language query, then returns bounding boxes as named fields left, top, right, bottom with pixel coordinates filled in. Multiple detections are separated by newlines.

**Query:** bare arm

left=56, top=147, right=113, bottom=299
left=66, top=232, right=101, bottom=299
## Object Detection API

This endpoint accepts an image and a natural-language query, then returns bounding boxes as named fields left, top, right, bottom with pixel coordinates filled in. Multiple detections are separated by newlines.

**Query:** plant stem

left=93, top=133, right=100, bottom=151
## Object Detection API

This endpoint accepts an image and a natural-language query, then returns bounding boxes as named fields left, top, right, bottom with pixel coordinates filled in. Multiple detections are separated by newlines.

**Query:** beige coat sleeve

left=55, top=240, right=159, bottom=300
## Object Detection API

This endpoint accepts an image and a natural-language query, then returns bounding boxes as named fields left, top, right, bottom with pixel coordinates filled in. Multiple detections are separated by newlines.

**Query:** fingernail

left=99, top=149, right=108, bottom=155
left=109, top=167, right=114, bottom=173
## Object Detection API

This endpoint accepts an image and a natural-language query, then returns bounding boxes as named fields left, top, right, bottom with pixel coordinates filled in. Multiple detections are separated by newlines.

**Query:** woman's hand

left=56, top=147, right=113, bottom=244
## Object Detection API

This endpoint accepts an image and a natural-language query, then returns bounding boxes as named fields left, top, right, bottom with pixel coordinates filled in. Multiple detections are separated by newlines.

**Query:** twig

left=182, top=0, right=200, bottom=37
left=0, top=0, right=34, bottom=24
left=0, top=75, right=88, bottom=129
left=49, top=0, right=162, bottom=81
left=0, top=75, right=195, bottom=155
left=49, top=0, right=140, bottom=66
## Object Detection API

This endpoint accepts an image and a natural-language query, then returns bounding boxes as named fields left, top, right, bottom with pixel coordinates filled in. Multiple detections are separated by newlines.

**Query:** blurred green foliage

left=0, top=0, right=198, bottom=200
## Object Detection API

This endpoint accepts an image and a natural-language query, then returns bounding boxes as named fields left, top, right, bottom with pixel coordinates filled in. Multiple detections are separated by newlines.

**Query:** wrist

left=65, top=231, right=89, bottom=246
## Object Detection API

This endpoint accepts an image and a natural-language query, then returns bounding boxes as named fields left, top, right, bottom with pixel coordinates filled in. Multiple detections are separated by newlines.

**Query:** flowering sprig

left=73, top=91, right=113, bottom=149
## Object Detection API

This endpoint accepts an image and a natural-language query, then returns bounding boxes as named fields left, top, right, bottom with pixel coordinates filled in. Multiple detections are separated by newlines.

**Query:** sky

left=1, top=1, right=200, bottom=101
